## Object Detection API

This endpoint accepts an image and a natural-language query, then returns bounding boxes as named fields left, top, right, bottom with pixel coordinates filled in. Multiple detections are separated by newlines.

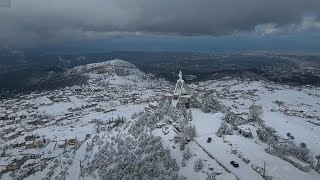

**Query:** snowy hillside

left=0, top=60, right=320, bottom=180
left=69, top=59, right=159, bottom=87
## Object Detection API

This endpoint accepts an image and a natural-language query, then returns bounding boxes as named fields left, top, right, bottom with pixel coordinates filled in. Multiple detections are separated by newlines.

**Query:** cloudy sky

left=1, top=0, right=320, bottom=52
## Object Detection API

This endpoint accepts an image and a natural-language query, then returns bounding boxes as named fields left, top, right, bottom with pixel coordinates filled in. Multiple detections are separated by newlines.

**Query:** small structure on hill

left=165, top=71, right=202, bottom=109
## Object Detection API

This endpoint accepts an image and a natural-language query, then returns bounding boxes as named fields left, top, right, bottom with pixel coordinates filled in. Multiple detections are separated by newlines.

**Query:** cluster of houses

left=0, top=75, right=172, bottom=178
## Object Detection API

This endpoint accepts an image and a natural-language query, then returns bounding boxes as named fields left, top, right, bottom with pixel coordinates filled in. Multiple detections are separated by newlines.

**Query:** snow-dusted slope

left=69, top=59, right=156, bottom=87
left=1, top=60, right=320, bottom=180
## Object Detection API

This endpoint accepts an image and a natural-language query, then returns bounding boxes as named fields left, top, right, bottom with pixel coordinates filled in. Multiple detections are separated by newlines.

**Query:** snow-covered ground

left=1, top=60, right=320, bottom=180
left=195, top=79, right=320, bottom=156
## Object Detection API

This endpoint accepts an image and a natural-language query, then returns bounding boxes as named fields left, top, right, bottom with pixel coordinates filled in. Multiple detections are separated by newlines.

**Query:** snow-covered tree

left=194, top=159, right=203, bottom=172
left=183, top=146, right=192, bottom=160
left=206, top=172, right=220, bottom=180
left=181, top=159, right=186, bottom=167
left=257, top=125, right=278, bottom=144
left=184, top=124, right=197, bottom=140
left=216, top=121, right=233, bottom=137
left=222, top=110, right=244, bottom=125
left=186, top=110, right=193, bottom=121
left=86, top=132, right=182, bottom=180
left=170, top=107, right=183, bottom=122
left=202, top=96, right=222, bottom=113
left=248, top=104, right=263, bottom=123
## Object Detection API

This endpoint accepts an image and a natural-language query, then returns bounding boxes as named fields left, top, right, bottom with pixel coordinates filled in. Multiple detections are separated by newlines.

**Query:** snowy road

left=194, top=140, right=240, bottom=180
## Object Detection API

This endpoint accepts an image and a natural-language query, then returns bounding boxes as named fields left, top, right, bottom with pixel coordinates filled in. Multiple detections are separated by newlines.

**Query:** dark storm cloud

left=0, top=0, right=320, bottom=46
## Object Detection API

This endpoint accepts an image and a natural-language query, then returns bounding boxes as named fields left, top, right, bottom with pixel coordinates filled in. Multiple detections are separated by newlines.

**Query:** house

left=13, top=117, right=21, bottom=124
left=25, top=141, right=35, bottom=149
left=23, top=153, right=41, bottom=159
left=8, top=114, right=16, bottom=120
left=237, top=124, right=254, bottom=138
left=95, top=106, right=104, bottom=112
left=14, top=122, right=23, bottom=129
left=12, top=140, right=26, bottom=148
left=149, top=102, right=158, bottom=110
left=68, top=136, right=77, bottom=145
left=144, top=106, right=152, bottom=113
left=174, top=133, right=185, bottom=143
left=3, top=132, right=19, bottom=141
left=4, top=155, right=26, bottom=171
left=284, top=155, right=312, bottom=172
left=163, top=93, right=173, bottom=102
left=23, top=159, right=38, bottom=168
left=0, top=113, right=7, bottom=120
left=1, top=157, right=18, bottom=171
left=58, top=139, right=67, bottom=148
left=25, top=126, right=36, bottom=132
left=156, top=123, right=166, bottom=128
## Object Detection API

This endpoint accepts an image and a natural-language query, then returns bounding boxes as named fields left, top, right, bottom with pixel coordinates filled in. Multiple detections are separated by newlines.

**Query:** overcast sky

left=0, top=0, right=319, bottom=51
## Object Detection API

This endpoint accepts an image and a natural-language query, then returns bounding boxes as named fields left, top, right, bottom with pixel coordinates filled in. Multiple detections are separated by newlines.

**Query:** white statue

left=178, top=70, right=182, bottom=80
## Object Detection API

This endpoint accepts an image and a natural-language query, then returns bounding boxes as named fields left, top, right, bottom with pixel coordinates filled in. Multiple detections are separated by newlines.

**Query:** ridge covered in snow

left=69, top=59, right=160, bottom=87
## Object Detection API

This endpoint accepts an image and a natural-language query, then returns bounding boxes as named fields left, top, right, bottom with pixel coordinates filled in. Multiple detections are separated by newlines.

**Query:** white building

left=237, top=124, right=258, bottom=139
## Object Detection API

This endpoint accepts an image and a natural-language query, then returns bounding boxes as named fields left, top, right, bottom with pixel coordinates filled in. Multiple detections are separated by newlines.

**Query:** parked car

left=230, top=161, right=239, bottom=168
left=207, top=137, right=212, bottom=143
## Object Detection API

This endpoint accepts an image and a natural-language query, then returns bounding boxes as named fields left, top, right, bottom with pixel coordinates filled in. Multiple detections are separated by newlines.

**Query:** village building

left=174, top=133, right=185, bottom=143
left=1, top=157, right=18, bottom=171
left=25, top=141, right=35, bottom=149
left=13, top=140, right=26, bottom=148
left=68, top=136, right=77, bottom=145
left=23, top=159, right=39, bottom=168
left=58, top=139, right=67, bottom=148
left=237, top=124, right=258, bottom=139
left=149, top=102, right=158, bottom=110
left=3, top=132, right=19, bottom=141
left=0, top=113, right=7, bottom=120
